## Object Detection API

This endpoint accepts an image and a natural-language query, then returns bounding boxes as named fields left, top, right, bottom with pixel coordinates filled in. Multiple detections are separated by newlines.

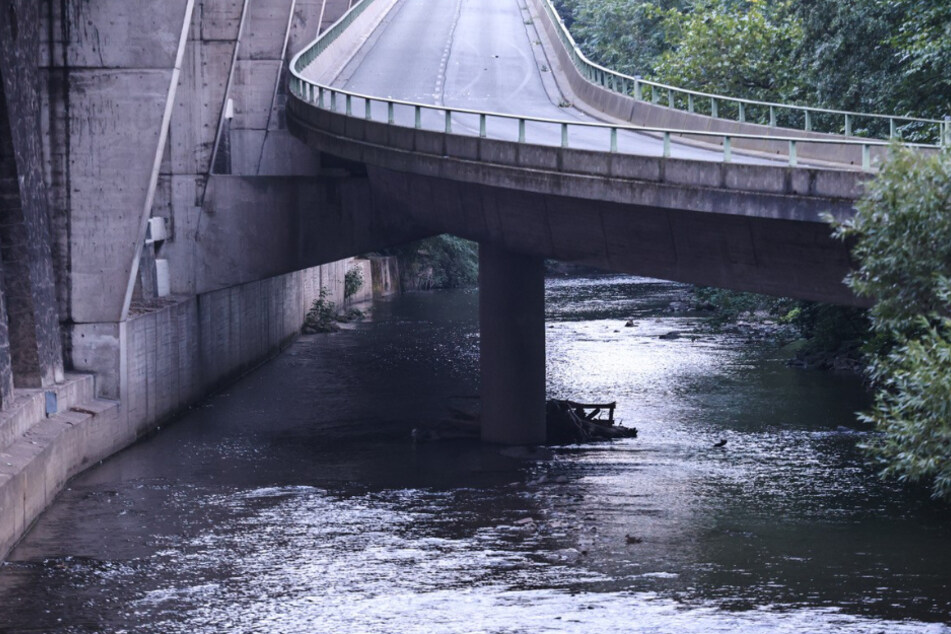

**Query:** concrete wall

left=1, top=255, right=375, bottom=561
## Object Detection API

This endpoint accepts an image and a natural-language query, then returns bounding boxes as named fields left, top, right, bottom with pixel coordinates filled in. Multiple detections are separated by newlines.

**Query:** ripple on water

left=1, top=277, right=950, bottom=633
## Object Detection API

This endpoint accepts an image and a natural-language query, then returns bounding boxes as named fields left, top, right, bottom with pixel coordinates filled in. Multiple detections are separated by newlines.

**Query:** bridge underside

left=365, top=164, right=857, bottom=306
left=302, top=152, right=861, bottom=444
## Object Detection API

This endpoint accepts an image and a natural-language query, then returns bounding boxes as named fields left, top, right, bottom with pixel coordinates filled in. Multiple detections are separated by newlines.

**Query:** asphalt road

left=320, top=0, right=780, bottom=163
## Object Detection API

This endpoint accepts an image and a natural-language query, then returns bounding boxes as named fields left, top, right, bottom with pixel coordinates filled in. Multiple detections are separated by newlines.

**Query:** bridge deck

left=314, top=0, right=783, bottom=165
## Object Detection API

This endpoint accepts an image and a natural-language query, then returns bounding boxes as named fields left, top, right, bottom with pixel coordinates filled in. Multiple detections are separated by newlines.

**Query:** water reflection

left=1, top=276, right=949, bottom=633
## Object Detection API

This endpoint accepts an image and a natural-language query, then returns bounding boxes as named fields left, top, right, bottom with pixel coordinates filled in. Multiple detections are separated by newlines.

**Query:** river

left=1, top=275, right=949, bottom=633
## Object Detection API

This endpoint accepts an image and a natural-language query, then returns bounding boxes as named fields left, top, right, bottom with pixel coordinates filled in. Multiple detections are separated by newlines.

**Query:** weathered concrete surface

left=0, top=0, right=65, bottom=389
left=40, top=0, right=194, bottom=324
left=479, top=245, right=546, bottom=445
left=1, top=256, right=381, bottom=561
left=288, top=101, right=861, bottom=305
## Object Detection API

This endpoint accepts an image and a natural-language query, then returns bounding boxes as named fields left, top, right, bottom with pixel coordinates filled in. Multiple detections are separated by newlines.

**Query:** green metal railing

left=288, top=0, right=942, bottom=171
left=536, top=0, right=950, bottom=145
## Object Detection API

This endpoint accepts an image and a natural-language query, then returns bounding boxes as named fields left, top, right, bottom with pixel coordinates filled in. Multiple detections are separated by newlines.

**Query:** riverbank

left=0, top=256, right=398, bottom=562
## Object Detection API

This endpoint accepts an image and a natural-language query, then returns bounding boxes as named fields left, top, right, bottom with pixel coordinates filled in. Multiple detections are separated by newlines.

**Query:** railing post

left=330, top=91, right=337, bottom=112
left=652, top=86, right=659, bottom=104
left=365, top=98, right=372, bottom=120
left=634, top=77, right=642, bottom=101
left=738, top=102, right=745, bottom=123
left=667, top=89, right=674, bottom=109
left=769, top=105, right=776, bottom=127
left=621, top=78, right=628, bottom=95
left=346, top=94, right=351, bottom=116
left=862, top=144, right=871, bottom=171
left=711, top=98, right=718, bottom=119
left=388, top=101, right=394, bottom=124
left=518, top=118, right=526, bottom=143
left=663, top=131, right=670, bottom=158
left=415, top=105, right=421, bottom=129
left=445, top=109, right=452, bottom=133
left=889, top=117, right=896, bottom=139
left=561, top=123, right=568, bottom=148
left=845, top=114, right=852, bottom=136
left=688, top=94, right=694, bottom=113
left=724, top=136, right=732, bottom=162
left=804, top=110, right=812, bottom=132
left=610, top=127, right=617, bottom=153
left=318, top=86, right=325, bottom=109
left=479, top=113, right=487, bottom=138
left=789, top=140, right=797, bottom=167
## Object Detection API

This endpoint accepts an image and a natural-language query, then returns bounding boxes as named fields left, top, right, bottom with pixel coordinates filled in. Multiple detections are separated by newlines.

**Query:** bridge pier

left=479, top=243, right=546, bottom=445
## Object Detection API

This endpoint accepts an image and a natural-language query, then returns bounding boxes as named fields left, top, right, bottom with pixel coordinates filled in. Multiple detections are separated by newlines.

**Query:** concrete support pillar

left=479, top=243, right=546, bottom=444
left=0, top=0, right=65, bottom=389
left=0, top=261, right=14, bottom=408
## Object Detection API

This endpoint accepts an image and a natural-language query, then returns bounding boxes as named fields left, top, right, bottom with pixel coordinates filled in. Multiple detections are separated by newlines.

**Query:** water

left=1, top=275, right=949, bottom=633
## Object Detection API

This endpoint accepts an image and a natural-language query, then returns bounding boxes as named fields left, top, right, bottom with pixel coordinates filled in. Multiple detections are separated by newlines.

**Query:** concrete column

left=0, top=261, right=14, bottom=409
left=479, top=243, right=546, bottom=444
left=0, top=0, right=65, bottom=388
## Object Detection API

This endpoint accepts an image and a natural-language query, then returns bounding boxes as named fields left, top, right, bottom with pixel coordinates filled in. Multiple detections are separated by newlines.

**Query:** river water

left=1, top=275, right=949, bottom=633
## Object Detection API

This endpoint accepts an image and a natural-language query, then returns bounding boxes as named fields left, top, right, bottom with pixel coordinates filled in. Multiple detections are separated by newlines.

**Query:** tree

left=791, top=0, right=903, bottom=116
left=653, top=0, right=805, bottom=106
left=554, top=0, right=687, bottom=77
left=889, top=0, right=951, bottom=120
left=832, top=146, right=951, bottom=500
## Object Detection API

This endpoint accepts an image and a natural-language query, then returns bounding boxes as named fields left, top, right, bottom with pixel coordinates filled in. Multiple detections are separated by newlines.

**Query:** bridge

left=284, top=0, right=943, bottom=444
left=0, top=0, right=943, bottom=559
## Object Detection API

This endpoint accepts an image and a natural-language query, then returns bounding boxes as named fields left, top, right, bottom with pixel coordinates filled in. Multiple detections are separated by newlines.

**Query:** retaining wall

left=2, top=256, right=396, bottom=561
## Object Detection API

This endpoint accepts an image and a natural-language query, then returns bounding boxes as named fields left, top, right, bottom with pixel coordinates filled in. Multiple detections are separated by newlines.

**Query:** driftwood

left=546, top=399, right=637, bottom=444
left=412, top=397, right=637, bottom=444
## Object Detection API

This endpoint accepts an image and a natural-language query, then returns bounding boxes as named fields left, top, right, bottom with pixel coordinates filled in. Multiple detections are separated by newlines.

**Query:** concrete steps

left=0, top=373, right=97, bottom=452
left=0, top=376, right=121, bottom=559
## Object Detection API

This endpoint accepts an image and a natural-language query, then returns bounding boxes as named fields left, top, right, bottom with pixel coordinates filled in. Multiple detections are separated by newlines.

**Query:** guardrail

left=536, top=0, right=950, bottom=145
left=289, top=0, right=942, bottom=171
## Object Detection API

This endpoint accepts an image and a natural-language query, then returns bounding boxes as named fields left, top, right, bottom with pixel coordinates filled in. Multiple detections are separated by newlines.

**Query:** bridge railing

left=536, top=0, right=950, bottom=145
left=288, top=0, right=942, bottom=170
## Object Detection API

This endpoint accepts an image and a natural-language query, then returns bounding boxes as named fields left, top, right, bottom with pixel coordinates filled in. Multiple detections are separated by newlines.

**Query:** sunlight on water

left=1, top=276, right=949, bottom=633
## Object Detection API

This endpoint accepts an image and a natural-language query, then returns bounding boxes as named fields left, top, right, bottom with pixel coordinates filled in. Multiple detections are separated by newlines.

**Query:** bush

left=831, top=146, right=951, bottom=500
left=344, top=265, right=364, bottom=301
left=302, top=287, right=339, bottom=333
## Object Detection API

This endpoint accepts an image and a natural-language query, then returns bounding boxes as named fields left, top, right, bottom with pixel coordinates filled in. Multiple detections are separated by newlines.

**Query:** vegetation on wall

left=344, top=264, right=365, bottom=301
left=382, top=235, right=479, bottom=290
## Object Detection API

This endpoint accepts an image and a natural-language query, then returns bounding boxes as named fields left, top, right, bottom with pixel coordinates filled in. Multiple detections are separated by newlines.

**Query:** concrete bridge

left=0, top=0, right=941, bottom=559
left=283, top=0, right=943, bottom=444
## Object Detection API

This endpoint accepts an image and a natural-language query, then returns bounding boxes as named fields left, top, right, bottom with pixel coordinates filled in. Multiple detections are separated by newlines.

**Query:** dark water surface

left=2, top=275, right=949, bottom=633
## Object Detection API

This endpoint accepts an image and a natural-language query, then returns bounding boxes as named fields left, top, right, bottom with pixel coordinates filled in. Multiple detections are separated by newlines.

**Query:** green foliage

left=302, top=287, right=339, bottom=334
left=832, top=147, right=951, bottom=500
left=834, top=147, right=951, bottom=332
left=385, top=235, right=479, bottom=290
left=555, top=0, right=686, bottom=76
left=890, top=0, right=951, bottom=119
left=555, top=0, right=951, bottom=128
left=692, top=286, right=794, bottom=325
left=791, top=0, right=903, bottom=118
left=344, top=265, right=364, bottom=301
left=654, top=1, right=805, bottom=105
